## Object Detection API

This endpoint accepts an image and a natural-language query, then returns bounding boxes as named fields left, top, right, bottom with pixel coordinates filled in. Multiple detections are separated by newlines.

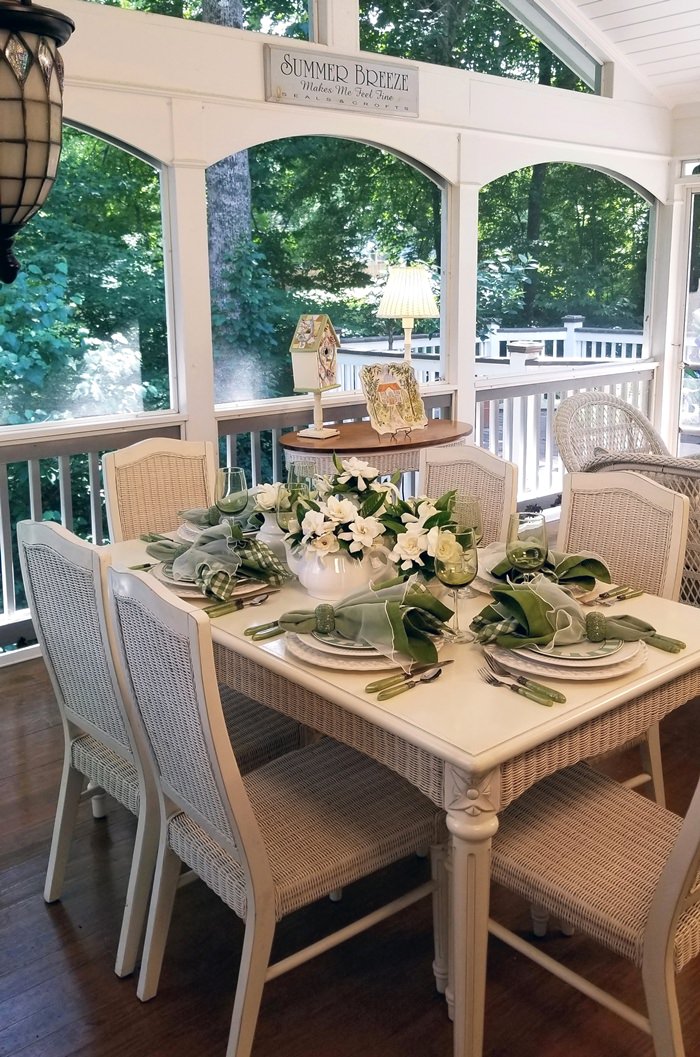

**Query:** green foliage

left=477, top=250, right=537, bottom=339
left=0, top=261, right=85, bottom=424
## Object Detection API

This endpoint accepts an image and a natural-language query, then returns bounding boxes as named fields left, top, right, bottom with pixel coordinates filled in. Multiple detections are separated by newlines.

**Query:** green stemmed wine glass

left=505, top=511, right=548, bottom=581
left=215, top=467, right=248, bottom=517
left=435, top=528, right=478, bottom=643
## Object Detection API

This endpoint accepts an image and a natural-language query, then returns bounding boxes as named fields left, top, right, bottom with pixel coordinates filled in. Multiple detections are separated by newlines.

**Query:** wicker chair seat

left=492, top=762, right=700, bottom=972
left=72, top=734, right=141, bottom=815
left=169, top=739, right=446, bottom=921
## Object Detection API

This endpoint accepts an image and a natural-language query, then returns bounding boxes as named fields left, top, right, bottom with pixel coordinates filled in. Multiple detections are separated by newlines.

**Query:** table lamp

left=289, top=313, right=341, bottom=438
left=376, top=265, right=439, bottom=363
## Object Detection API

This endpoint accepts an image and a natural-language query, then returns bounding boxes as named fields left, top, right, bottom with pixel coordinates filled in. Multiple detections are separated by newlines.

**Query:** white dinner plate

left=149, top=563, right=204, bottom=598
left=485, top=641, right=647, bottom=681
left=285, top=634, right=404, bottom=671
left=527, top=638, right=624, bottom=661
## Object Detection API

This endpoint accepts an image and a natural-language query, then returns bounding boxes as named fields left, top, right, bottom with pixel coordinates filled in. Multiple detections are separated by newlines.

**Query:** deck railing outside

left=0, top=344, right=656, bottom=655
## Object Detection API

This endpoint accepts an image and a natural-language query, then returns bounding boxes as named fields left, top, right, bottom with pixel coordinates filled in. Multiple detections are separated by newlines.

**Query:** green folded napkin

left=250, top=576, right=453, bottom=666
left=470, top=576, right=586, bottom=650
left=470, top=576, right=686, bottom=654
left=177, top=504, right=222, bottom=528
left=145, top=522, right=291, bottom=601
left=486, top=543, right=611, bottom=591
left=585, top=613, right=685, bottom=653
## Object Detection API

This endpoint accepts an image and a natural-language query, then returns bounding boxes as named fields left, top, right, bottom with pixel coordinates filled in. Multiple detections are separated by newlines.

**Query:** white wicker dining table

left=111, top=540, right=700, bottom=1057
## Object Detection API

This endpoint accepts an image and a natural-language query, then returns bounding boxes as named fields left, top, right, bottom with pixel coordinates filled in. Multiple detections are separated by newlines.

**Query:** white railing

left=0, top=355, right=657, bottom=654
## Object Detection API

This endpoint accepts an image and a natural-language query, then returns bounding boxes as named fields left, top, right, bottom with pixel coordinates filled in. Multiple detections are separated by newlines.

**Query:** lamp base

left=296, top=426, right=340, bottom=439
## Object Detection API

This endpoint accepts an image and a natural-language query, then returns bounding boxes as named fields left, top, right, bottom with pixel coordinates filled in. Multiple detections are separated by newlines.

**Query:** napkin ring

left=585, top=611, right=607, bottom=642
left=314, top=604, right=335, bottom=633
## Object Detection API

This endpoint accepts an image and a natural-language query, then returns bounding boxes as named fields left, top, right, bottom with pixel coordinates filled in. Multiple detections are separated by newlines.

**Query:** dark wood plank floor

left=2, top=657, right=699, bottom=1057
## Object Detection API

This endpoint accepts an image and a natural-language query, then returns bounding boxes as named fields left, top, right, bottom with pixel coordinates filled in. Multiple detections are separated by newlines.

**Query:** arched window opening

left=206, top=135, right=442, bottom=404
left=478, top=163, right=650, bottom=349
left=0, top=125, right=169, bottom=427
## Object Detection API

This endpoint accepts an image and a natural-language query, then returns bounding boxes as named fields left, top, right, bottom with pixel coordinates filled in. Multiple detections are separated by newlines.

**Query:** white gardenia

left=339, top=515, right=384, bottom=553
left=300, top=509, right=335, bottom=540
left=431, top=528, right=462, bottom=562
left=322, top=495, right=359, bottom=523
left=335, top=457, right=379, bottom=492
left=389, top=532, right=428, bottom=570
left=255, top=481, right=288, bottom=512
left=308, top=533, right=340, bottom=553
left=401, top=499, right=438, bottom=528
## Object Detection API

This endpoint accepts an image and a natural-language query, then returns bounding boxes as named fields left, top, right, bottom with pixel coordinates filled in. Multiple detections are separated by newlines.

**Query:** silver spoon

left=376, top=666, right=444, bottom=701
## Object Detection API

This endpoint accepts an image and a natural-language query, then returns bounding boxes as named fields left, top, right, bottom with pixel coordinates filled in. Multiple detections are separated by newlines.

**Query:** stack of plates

left=485, top=638, right=647, bottom=681
left=176, top=522, right=204, bottom=543
left=149, top=563, right=266, bottom=601
left=285, top=631, right=400, bottom=671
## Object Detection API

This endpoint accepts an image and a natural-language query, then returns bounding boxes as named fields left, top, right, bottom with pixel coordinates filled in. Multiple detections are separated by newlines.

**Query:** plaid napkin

left=145, top=522, right=290, bottom=601
left=470, top=575, right=586, bottom=649
left=254, top=576, right=453, bottom=666
left=485, top=542, right=611, bottom=591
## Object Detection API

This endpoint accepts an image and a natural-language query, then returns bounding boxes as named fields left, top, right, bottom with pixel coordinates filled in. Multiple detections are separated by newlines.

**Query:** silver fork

left=478, top=667, right=555, bottom=707
left=483, top=653, right=566, bottom=703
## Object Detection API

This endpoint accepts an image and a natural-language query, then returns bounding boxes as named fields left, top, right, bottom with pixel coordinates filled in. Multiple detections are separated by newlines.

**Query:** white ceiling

left=570, top=0, right=700, bottom=107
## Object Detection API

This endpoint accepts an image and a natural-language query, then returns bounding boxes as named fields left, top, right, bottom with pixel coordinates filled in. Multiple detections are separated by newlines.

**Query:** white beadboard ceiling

left=570, top=0, right=700, bottom=107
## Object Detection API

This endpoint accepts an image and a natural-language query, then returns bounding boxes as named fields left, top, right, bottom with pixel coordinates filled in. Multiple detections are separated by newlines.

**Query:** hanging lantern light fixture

left=0, top=0, right=74, bottom=284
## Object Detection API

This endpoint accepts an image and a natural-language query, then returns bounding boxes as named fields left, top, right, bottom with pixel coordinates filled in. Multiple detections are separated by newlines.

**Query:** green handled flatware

left=376, top=666, right=445, bottom=701
left=365, top=659, right=455, bottom=695
left=479, top=666, right=555, bottom=707
left=483, top=654, right=566, bottom=703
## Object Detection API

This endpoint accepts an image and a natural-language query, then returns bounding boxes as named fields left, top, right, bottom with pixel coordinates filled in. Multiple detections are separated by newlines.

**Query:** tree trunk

left=522, top=45, right=552, bottom=323
left=201, top=0, right=252, bottom=301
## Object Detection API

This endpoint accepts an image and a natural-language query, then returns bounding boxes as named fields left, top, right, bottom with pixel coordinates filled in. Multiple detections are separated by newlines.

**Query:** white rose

left=339, top=515, right=384, bottom=553
left=323, top=495, right=359, bottom=523
left=309, top=533, right=340, bottom=553
left=389, top=533, right=427, bottom=571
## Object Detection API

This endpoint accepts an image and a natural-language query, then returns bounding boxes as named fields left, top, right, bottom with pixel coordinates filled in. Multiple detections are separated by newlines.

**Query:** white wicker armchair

left=554, top=391, right=669, bottom=473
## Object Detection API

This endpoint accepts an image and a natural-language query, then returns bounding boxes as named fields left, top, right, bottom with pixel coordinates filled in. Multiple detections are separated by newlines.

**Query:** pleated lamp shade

left=376, top=265, right=439, bottom=362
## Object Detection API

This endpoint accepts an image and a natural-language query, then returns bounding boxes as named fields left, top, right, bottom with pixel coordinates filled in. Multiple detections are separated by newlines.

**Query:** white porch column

left=161, top=117, right=217, bottom=448
left=647, top=189, right=686, bottom=448
left=312, top=0, right=360, bottom=50
left=442, top=178, right=479, bottom=430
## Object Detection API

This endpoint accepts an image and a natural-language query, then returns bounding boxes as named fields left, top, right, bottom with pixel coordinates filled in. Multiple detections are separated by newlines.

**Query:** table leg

left=445, top=768, right=500, bottom=1057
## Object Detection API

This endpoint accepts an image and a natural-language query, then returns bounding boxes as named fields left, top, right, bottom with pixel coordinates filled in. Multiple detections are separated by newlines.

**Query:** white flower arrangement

left=284, top=454, right=456, bottom=577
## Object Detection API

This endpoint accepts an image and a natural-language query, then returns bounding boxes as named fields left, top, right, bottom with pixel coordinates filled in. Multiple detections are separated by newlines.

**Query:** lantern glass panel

left=22, top=57, right=48, bottom=102
left=24, top=100, right=50, bottom=141
left=21, top=177, right=44, bottom=205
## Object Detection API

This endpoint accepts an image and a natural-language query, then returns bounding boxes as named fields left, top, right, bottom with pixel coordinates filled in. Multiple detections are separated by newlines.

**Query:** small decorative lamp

left=0, top=0, right=75, bottom=284
left=289, top=313, right=341, bottom=439
left=376, top=264, right=439, bottom=363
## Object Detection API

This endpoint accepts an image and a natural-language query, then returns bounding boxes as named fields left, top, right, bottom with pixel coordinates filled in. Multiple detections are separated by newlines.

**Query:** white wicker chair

left=584, top=451, right=700, bottom=608
left=490, top=760, right=700, bottom=1057
left=418, top=444, right=518, bottom=545
left=557, top=471, right=690, bottom=807
left=102, top=437, right=217, bottom=542
left=107, top=567, right=448, bottom=1057
left=17, top=520, right=301, bottom=977
left=554, top=391, right=669, bottom=473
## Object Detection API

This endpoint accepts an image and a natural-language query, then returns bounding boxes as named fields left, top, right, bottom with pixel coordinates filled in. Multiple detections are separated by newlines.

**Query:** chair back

left=418, top=444, right=518, bottom=545
left=17, top=520, right=133, bottom=759
left=107, top=568, right=267, bottom=885
left=645, top=769, right=700, bottom=980
left=554, top=392, right=669, bottom=473
left=556, top=471, right=689, bottom=599
left=102, top=437, right=217, bottom=542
